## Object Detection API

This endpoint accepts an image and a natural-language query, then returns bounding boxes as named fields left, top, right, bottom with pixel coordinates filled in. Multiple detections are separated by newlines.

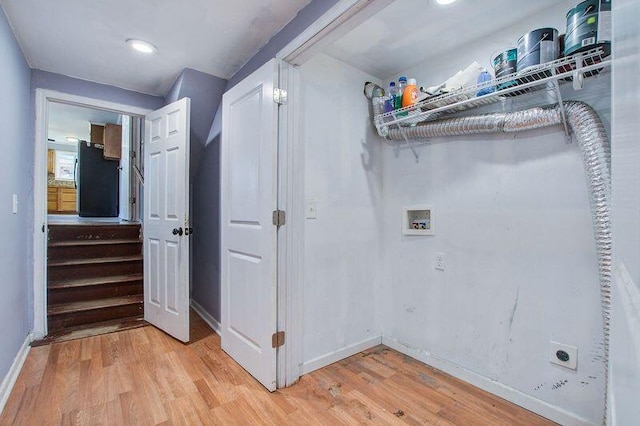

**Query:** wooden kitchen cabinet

left=104, top=123, right=122, bottom=160
left=47, top=149, right=55, bottom=175
left=91, top=123, right=122, bottom=160
left=47, top=187, right=77, bottom=213
left=90, top=124, right=104, bottom=144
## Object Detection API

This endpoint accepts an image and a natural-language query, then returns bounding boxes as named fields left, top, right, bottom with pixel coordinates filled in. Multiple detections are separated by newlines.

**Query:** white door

left=221, top=59, right=279, bottom=391
left=143, top=98, right=191, bottom=342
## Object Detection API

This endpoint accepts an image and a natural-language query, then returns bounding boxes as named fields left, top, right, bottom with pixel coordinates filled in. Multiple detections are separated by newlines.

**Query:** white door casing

left=143, top=98, right=191, bottom=343
left=33, top=90, right=152, bottom=340
left=221, top=59, right=279, bottom=391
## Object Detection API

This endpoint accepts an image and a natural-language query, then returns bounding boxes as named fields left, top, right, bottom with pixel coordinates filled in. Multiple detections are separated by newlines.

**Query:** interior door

left=221, top=59, right=279, bottom=391
left=143, top=98, right=191, bottom=342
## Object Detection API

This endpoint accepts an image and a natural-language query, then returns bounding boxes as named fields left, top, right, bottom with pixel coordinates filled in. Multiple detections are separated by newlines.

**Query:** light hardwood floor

left=1, top=312, right=555, bottom=425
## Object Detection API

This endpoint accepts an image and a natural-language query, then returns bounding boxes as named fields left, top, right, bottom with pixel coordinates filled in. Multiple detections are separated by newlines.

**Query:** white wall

left=294, top=4, right=613, bottom=425
left=379, top=91, right=609, bottom=425
left=610, top=0, right=640, bottom=422
left=298, top=53, right=384, bottom=371
left=376, top=6, right=610, bottom=423
left=119, top=115, right=131, bottom=220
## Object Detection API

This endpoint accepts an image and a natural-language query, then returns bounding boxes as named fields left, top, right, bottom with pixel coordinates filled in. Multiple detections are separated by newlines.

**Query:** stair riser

left=48, top=225, right=140, bottom=242
left=48, top=243, right=142, bottom=261
left=48, top=260, right=143, bottom=281
left=48, top=281, right=143, bottom=305
left=48, top=303, right=143, bottom=332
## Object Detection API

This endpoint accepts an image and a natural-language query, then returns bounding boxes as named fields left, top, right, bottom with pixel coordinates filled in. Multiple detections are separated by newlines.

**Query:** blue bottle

left=476, top=68, right=495, bottom=97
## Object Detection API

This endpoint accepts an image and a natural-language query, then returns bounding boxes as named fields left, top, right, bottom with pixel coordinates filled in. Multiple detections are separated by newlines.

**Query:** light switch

left=12, top=194, right=18, bottom=214
left=306, top=199, right=317, bottom=219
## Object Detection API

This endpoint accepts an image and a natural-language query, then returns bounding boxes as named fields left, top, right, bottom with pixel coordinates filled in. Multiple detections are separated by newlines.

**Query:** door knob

left=185, top=227, right=194, bottom=236
left=172, top=227, right=183, bottom=236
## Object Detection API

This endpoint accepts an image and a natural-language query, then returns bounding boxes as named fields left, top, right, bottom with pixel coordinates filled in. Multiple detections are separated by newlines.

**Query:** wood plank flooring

left=1, top=312, right=555, bottom=425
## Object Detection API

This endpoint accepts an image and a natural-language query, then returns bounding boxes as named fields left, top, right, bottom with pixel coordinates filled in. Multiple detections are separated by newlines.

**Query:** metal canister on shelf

left=516, top=28, right=560, bottom=72
left=565, top=0, right=612, bottom=57
left=492, top=48, right=518, bottom=91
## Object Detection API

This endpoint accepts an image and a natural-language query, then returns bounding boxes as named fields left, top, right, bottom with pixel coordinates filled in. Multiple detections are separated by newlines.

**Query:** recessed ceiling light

left=436, top=0, right=457, bottom=4
left=126, top=39, right=157, bottom=54
left=65, top=137, right=79, bottom=143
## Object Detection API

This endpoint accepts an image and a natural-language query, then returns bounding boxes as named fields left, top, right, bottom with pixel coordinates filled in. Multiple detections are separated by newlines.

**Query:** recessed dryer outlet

left=403, top=205, right=435, bottom=236
left=549, top=341, right=578, bottom=370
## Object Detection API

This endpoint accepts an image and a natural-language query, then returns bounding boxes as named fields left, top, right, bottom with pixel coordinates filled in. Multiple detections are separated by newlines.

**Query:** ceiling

left=48, top=102, right=121, bottom=146
left=0, top=0, right=311, bottom=96
left=324, top=0, right=569, bottom=80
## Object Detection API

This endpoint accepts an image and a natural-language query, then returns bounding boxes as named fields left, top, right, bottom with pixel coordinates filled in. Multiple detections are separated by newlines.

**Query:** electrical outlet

left=306, top=199, right=317, bottom=219
left=435, top=252, right=445, bottom=270
left=549, top=341, right=578, bottom=370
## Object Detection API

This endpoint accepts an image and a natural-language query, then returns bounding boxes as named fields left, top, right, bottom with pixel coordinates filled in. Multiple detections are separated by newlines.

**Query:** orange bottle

left=402, top=78, right=419, bottom=109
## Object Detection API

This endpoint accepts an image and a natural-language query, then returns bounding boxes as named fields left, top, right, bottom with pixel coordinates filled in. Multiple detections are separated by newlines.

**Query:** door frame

left=273, top=0, right=394, bottom=387
left=32, top=89, right=152, bottom=339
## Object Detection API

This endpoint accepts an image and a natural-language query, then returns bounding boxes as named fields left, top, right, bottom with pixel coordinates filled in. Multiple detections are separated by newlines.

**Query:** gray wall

left=165, top=68, right=227, bottom=180
left=165, top=68, right=227, bottom=320
left=610, top=0, right=640, bottom=422
left=0, top=5, right=32, bottom=388
left=31, top=69, right=164, bottom=111
left=226, top=0, right=340, bottom=90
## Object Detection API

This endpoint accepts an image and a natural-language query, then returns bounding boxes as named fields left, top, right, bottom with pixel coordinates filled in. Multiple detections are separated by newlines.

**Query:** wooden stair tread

left=32, top=316, right=148, bottom=346
left=48, top=255, right=143, bottom=267
left=48, top=295, right=143, bottom=315
left=48, top=238, right=141, bottom=247
left=48, top=274, right=143, bottom=289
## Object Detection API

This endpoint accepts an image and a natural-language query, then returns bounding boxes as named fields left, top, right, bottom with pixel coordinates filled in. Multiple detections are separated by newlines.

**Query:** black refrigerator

left=77, top=141, right=119, bottom=217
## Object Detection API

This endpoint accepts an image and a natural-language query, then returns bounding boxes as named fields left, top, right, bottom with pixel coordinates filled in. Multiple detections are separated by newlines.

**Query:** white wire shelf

left=374, top=47, right=611, bottom=143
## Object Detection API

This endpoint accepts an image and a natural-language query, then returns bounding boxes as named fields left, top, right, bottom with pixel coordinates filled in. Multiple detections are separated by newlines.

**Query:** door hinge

left=273, top=88, right=287, bottom=105
left=272, top=210, right=286, bottom=227
left=130, top=151, right=136, bottom=159
left=129, top=196, right=136, bottom=205
left=272, top=331, right=285, bottom=348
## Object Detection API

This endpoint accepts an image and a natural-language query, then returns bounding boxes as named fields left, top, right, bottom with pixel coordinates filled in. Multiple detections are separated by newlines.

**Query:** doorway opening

left=32, top=90, right=153, bottom=342
left=37, top=101, right=147, bottom=344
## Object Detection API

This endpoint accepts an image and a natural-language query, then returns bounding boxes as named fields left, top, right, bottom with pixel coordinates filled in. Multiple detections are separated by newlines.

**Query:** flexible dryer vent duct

left=388, top=101, right=611, bottom=423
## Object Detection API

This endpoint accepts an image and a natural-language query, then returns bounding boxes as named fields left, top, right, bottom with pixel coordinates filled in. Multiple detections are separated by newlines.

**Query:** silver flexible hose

left=388, top=101, right=611, bottom=424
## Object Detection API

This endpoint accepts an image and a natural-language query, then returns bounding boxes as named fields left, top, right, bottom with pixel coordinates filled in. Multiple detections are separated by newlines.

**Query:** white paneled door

left=143, top=98, right=191, bottom=343
left=221, top=59, right=279, bottom=391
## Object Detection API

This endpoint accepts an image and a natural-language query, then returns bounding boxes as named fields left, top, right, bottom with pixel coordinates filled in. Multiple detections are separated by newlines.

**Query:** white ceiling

left=0, top=0, right=311, bottom=95
left=324, top=0, right=568, bottom=80
left=47, top=102, right=121, bottom=146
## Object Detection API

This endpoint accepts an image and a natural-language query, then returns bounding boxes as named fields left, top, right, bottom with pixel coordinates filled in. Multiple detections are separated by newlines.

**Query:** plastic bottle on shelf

left=402, top=78, right=419, bottom=109
left=385, top=82, right=398, bottom=113
left=395, top=76, right=407, bottom=111
left=371, top=85, right=386, bottom=117
left=476, top=68, right=495, bottom=97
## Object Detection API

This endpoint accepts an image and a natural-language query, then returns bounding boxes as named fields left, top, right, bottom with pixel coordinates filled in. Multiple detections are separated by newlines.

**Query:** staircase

left=40, top=223, right=146, bottom=344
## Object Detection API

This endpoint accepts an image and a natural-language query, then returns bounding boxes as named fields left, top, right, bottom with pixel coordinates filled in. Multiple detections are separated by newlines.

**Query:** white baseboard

left=301, top=335, right=382, bottom=375
left=0, top=333, right=32, bottom=414
left=381, top=335, right=592, bottom=426
left=190, top=299, right=221, bottom=336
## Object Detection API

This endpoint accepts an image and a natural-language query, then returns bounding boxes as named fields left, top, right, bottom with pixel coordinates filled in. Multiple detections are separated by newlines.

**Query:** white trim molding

left=273, top=0, right=395, bottom=390
left=190, top=299, right=221, bottom=336
left=381, top=335, right=592, bottom=426
left=33, top=89, right=153, bottom=339
left=301, top=336, right=382, bottom=375
left=278, top=0, right=395, bottom=66
left=0, top=334, right=32, bottom=414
